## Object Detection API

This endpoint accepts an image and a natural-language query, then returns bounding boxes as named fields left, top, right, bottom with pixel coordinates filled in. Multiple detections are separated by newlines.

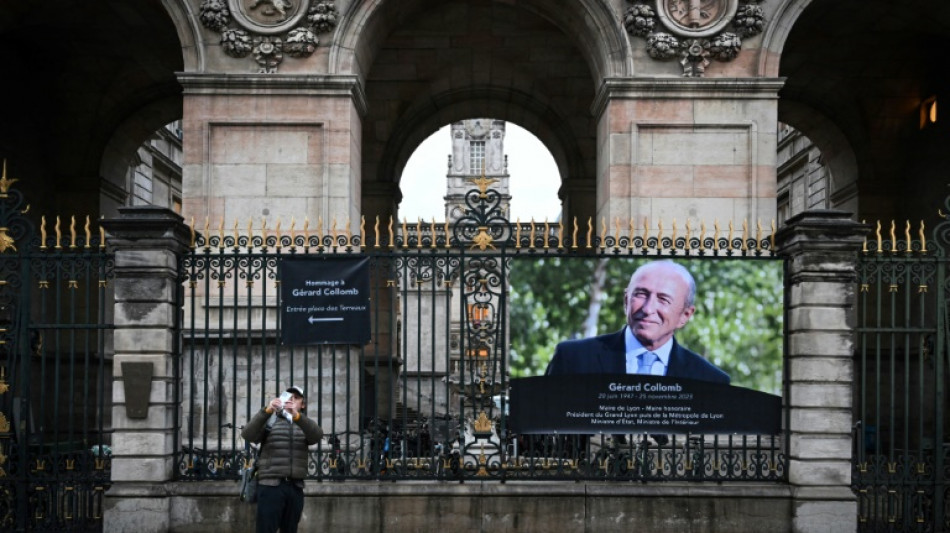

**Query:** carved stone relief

left=199, top=0, right=339, bottom=73
left=622, top=0, right=766, bottom=77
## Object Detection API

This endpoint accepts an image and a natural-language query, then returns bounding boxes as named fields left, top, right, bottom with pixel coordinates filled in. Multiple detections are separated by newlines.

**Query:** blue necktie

left=638, top=351, right=657, bottom=375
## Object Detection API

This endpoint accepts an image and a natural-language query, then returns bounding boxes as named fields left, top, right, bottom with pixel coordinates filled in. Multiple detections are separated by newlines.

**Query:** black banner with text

left=280, top=257, right=371, bottom=345
left=510, top=374, right=781, bottom=434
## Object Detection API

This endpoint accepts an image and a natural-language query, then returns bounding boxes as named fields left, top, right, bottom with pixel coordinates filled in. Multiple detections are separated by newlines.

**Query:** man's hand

left=283, top=402, right=298, bottom=418
left=268, top=397, right=283, bottom=413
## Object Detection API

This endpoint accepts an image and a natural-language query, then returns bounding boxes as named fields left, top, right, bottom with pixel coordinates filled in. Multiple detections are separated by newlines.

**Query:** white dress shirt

left=624, top=327, right=673, bottom=375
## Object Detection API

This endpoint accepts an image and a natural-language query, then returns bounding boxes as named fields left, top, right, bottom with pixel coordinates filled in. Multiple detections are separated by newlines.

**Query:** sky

left=399, top=123, right=562, bottom=222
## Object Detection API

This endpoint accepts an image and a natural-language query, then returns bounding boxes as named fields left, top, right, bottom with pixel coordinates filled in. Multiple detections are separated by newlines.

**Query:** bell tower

left=445, top=119, right=510, bottom=221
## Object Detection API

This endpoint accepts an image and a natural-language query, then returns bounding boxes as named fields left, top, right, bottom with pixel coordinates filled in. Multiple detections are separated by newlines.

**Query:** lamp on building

left=920, top=96, right=937, bottom=129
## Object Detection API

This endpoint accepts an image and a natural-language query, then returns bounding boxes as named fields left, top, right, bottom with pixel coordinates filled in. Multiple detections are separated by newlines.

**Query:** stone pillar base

left=104, top=483, right=171, bottom=533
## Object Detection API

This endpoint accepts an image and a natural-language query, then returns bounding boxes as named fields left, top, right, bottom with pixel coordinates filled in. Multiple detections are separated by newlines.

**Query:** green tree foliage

left=508, top=257, right=784, bottom=394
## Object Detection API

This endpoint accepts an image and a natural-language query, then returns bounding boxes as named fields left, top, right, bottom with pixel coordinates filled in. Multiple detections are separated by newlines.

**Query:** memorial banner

left=280, top=257, right=371, bottom=345
left=509, top=374, right=781, bottom=434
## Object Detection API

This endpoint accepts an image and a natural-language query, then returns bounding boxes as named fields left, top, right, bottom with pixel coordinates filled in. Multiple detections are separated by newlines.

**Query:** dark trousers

left=256, top=482, right=304, bottom=533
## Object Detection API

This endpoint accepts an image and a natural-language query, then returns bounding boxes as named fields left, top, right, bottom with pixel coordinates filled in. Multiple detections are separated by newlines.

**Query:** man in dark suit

left=545, top=260, right=729, bottom=384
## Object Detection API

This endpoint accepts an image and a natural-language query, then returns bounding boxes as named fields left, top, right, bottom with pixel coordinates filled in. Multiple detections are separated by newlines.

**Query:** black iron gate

left=0, top=176, right=113, bottom=532
left=175, top=182, right=785, bottom=485
left=854, top=218, right=949, bottom=532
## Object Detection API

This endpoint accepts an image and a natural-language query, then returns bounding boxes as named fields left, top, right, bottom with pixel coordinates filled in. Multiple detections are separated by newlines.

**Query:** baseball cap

left=286, top=385, right=305, bottom=398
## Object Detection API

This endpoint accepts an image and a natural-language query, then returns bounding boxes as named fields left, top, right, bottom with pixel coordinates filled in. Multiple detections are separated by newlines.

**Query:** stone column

left=775, top=210, right=869, bottom=533
left=101, top=206, right=191, bottom=533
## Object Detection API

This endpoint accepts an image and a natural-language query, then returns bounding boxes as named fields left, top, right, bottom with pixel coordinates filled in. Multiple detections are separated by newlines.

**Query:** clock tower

left=445, top=119, right=510, bottom=222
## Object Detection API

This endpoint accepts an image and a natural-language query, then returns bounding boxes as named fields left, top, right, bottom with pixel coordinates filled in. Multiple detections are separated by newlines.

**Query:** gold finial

left=203, top=217, right=211, bottom=250
left=317, top=217, right=324, bottom=246
left=345, top=218, right=352, bottom=248
left=0, top=159, right=17, bottom=196
left=401, top=218, right=409, bottom=249
left=40, top=216, right=48, bottom=250
left=657, top=219, right=664, bottom=249
left=628, top=217, right=636, bottom=250
left=303, top=217, right=310, bottom=249
left=571, top=217, right=579, bottom=250
left=699, top=221, right=706, bottom=251
left=471, top=175, right=498, bottom=197
left=247, top=218, right=254, bottom=248
left=84, top=216, right=92, bottom=249
left=875, top=220, right=882, bottom=253
left=100, top=225, right=106, bottom=250
left=741, top=219, right=748, bottom=252
left=920, top=220, right=927, bottom=253
left=530, top=219, right=538, bottom=250
left=374, top=216, right=381, bottom=248
left=600, top=217, right=607, bottom=249
left=218, top=218, right=225, bottom=248
left=613, top=217, right=621, bottom=251
left=471, top=160, right=497, bottom=196
left=261, top=217, right=268, bottom=250
left=233, top=219, right=240, bottom=250
left=417, top=218, right=423, bottom=249
left=713, top=220, right=721, bottom=251
left=556, top=220, right=563, bottom=250
left=889, top=220, right=896, bottom=253
left=444, top=220, right=451, bottom=249
left=684, top=219, right=691, bottom=251
left=671, top=218, right=678, bottom=249
left=359, top=217, right=365, bottom=250
left=515, top=218, right=523, bottom=250
left=540, top=220, right=547, bottom=250
left=756, top=220, right=763, bottom=252
left=904, top=220, right=911, bottom=254
left=331, top=217, right=339, bottom=248
left=275, top=218, right=282, bottom=250
left=770, top=219, right=776, bottom=251
left=55, top=216, right=63, bottom=250
left=585, top=217, right=593, bottom=249
left=387, top=216, right=394, bottom=249
left=68, top=216, right=77, bottom=249
left=727, top=221, right=735, bottom=250
left=642, top=216, right=649, bottom=252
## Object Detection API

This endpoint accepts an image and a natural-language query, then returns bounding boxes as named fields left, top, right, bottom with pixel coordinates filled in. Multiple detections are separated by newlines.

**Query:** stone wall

left=161, top=481, right=793, bottom=533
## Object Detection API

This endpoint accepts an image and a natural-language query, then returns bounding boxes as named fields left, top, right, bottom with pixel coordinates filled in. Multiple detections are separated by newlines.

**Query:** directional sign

left=280, top=257, right=371, bottom=345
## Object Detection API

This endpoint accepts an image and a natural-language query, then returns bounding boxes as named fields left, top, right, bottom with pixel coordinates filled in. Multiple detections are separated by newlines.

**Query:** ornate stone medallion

left=228, top=0, right=309, bottom=35
left=658, top=0, right=737, bottom=37
left=199, top=0, right=339, bottom=72
left=622, top=0, right=766, bottom=77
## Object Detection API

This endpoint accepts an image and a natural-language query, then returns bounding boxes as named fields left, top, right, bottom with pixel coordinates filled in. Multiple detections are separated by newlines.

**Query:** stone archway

left=342, top=0, right=617, bottom=225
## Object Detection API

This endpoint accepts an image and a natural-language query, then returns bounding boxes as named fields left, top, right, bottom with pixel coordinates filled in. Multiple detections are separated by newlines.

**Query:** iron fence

left=854, top=220, right=949, bottom=532
left=175, top=185, right=786, bottom=484
left=0, top=179, right=113, bottom=532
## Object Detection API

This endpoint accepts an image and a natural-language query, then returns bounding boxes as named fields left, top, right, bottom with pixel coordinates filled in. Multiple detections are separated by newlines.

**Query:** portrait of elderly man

left=545, top=259, right=730, bottom=384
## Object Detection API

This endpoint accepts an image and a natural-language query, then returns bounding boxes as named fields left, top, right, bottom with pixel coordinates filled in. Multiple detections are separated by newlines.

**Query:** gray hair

left=627, top=260, right=696, bottom=308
